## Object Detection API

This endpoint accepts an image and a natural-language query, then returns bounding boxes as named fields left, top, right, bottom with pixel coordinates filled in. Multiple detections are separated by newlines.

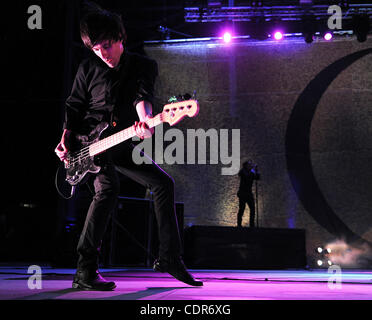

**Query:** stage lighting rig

left=352, top=13, right=370, bottom=42
left=158, top=25, right=193, bottom=40
left=183, top=2, right=372, bottom=41
left=316, top=246, right=332, bottom=267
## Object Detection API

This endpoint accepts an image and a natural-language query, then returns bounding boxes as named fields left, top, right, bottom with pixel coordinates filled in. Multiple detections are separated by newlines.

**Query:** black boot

left=153, top=257, right=203, bottom=287
left=72, top=269, right=116, bottom=291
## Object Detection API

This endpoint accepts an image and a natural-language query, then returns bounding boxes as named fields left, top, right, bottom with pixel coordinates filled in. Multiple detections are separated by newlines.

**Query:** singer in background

left=236, top=160, right=260, bottom=228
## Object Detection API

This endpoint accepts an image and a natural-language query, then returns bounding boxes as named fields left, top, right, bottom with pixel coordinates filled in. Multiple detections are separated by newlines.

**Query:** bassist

left=54, top=4, right=202, bottom=290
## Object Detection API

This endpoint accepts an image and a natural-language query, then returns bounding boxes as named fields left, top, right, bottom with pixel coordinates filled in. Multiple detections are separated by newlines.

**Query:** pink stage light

left=324, top=32, right=333, bottom=41
left=223, top=31, right=232, bottom=43
left=273, top=31, right=283, bottom=40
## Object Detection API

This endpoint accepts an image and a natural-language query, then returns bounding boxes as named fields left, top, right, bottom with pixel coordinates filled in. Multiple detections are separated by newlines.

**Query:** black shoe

left=153, top=257, right=203, bottom=287
left=72, top=269, right=116, bottom=291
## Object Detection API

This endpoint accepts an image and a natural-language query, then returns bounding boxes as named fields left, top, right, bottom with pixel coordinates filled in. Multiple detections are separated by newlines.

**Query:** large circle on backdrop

left=285, top=48, right=372, bottom=245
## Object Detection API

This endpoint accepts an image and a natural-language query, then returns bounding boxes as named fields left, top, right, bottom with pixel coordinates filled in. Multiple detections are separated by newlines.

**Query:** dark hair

left=80, top=3, right=127, bottom=49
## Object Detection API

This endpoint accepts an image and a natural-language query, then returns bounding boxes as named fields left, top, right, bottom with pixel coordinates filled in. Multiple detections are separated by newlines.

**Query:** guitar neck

left=89, top=113, right=164, bottom=156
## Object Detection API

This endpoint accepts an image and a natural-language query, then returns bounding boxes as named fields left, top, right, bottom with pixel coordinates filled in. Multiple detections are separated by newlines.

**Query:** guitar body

left=65, top=122, right=109, bottom=186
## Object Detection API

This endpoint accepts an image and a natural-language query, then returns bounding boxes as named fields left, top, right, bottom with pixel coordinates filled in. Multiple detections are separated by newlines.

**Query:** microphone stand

left=255, top=178, right=259, bottom=228
left=254, top=165, right=259, bottom=228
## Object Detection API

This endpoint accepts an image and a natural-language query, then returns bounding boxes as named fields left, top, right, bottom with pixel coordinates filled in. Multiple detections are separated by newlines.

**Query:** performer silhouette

left=237, top=160, right=260, bottom=228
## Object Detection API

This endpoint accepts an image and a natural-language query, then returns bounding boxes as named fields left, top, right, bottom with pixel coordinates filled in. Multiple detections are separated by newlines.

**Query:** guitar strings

left=66, top=114, right=164, bottom=168
left=66, top=130, right=135, bottom=167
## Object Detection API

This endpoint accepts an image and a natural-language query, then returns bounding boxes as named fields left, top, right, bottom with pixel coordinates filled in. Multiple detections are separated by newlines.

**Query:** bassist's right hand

left=55, top=129, right=71, bottom=164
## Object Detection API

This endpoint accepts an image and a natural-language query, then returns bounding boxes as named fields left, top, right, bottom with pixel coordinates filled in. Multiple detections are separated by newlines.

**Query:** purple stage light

left=324, top=32, right=333, bottom=41
left=223, top=31, right=232, bottom=43
left=273, top=31, right=283, bottom=40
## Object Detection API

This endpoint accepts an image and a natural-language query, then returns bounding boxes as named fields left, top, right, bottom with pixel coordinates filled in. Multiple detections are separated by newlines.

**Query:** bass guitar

left=63, top=99, right=199, bottom=187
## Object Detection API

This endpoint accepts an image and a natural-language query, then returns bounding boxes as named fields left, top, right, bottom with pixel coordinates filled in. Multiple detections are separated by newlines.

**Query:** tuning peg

left=168, top=93, right=194, bottom=103
left=168, top=96, right=178, bottom=103
left=183, top=93, right=191, bottom=100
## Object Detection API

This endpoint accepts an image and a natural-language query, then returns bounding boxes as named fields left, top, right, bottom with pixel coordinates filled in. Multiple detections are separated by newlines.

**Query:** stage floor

left=1, top=264, right=372, bottom=300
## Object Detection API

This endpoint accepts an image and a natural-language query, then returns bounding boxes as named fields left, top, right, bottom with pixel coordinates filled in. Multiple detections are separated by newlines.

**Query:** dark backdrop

left=1, top=1, right=371, bottom=268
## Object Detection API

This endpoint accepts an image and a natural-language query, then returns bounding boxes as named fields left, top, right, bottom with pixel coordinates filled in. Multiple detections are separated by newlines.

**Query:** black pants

left=76, top=145, right=182, bottom=271
left=237, top=194, right=255, bottom=227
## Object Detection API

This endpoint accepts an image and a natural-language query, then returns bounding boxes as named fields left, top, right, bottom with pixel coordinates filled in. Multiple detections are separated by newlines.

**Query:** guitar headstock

left=162, top=99, right=199, bottom=126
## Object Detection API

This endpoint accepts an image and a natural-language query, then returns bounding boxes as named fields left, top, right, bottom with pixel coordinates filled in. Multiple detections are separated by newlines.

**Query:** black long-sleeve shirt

left=63, top=50, right=158, bottom=135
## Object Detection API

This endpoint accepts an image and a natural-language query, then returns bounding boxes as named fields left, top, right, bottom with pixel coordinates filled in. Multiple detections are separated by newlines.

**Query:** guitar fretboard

left=89, top=113, right=164, bottom=156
